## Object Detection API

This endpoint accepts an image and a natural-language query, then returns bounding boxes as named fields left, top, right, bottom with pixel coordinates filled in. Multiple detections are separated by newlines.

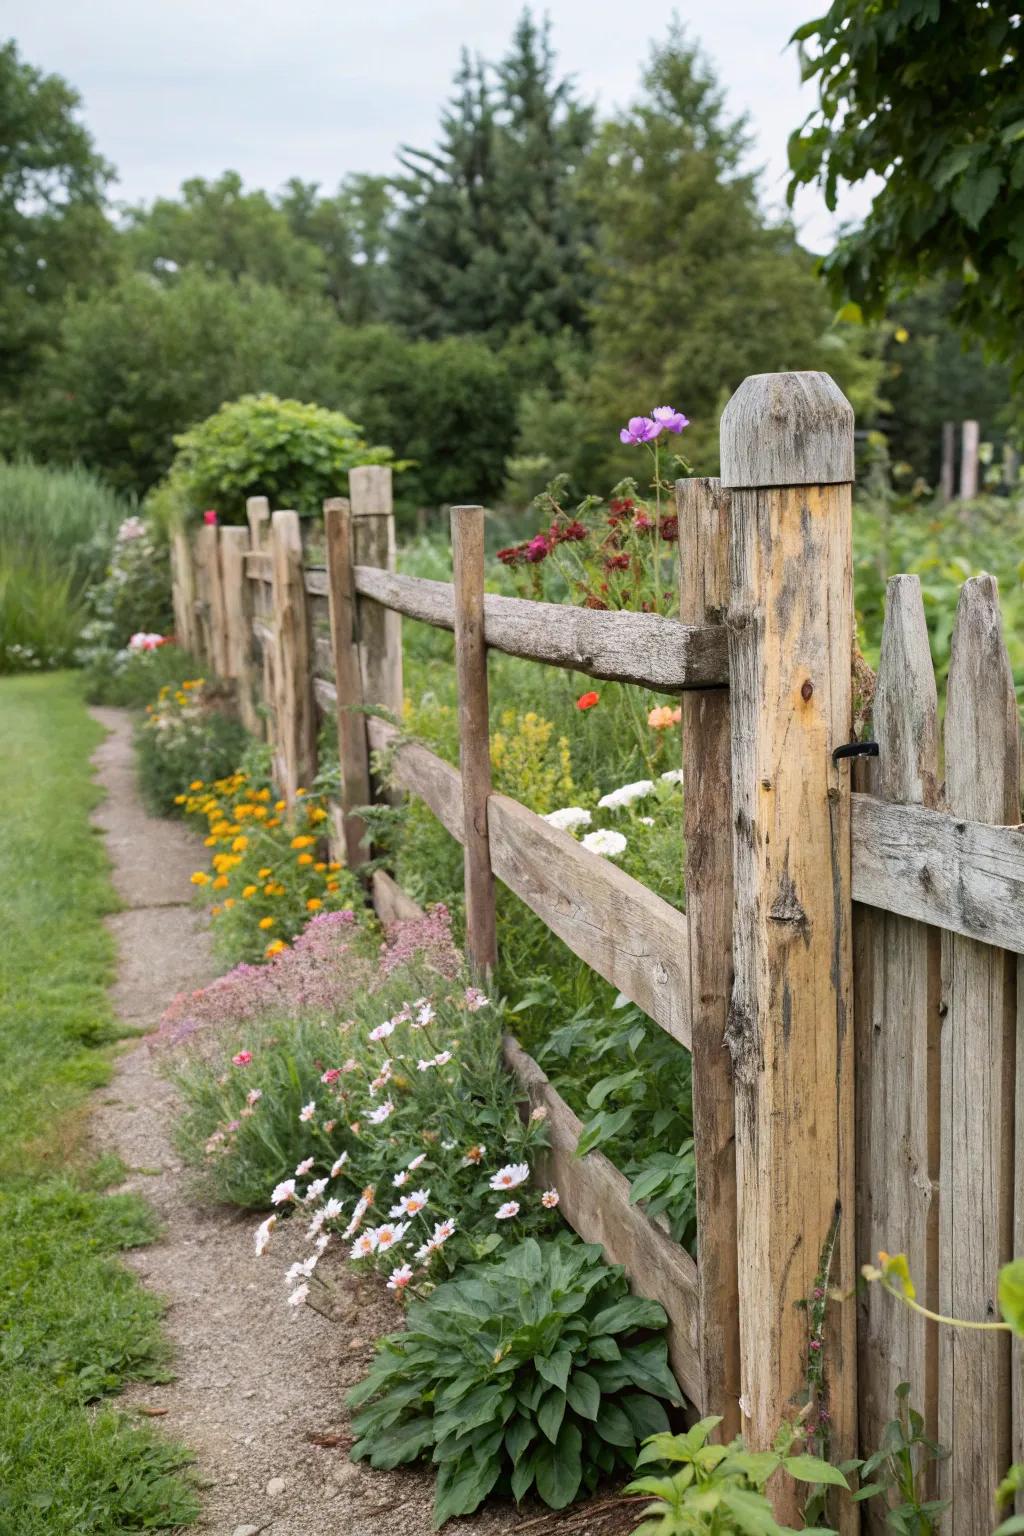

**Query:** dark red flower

left=525, top=534, right=550, bottom=563
left=604, top=552, right=631, bottom=571
left=497, top=545, right=525, bottom=567
left=659, top=514, right=679, bottom=542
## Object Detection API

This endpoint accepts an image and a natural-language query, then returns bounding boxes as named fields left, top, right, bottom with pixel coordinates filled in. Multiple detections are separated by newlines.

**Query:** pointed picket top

left=944, top=574, right=1020, bottom=823
left=875, top=574, right=939, bottom=807
left=719, top=370, right=854, bottom=489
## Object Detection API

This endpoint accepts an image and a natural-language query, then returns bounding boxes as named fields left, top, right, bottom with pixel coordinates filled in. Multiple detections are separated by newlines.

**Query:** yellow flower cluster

left=183, top=770, right=354, bottom=962
left=490, top=709, right=575, bottom=815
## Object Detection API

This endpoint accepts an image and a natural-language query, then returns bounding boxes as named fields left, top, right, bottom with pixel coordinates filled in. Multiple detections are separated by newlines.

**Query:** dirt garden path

left=88, top=708, right=529, bottom=1536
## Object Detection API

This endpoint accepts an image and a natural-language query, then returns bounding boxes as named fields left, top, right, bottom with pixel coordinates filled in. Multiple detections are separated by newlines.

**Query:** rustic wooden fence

left=171, top=372, right=1024, bottom=1533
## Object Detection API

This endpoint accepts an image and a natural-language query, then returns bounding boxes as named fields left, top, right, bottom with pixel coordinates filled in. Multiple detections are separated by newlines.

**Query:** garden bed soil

left=88, top=707, right=536, bottom=1536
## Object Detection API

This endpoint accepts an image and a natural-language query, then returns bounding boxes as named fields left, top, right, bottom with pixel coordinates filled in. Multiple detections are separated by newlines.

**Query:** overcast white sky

left=5, top=0, right=874, bottom=252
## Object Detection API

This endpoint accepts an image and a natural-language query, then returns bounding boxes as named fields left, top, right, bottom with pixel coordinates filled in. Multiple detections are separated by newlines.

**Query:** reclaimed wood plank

left=938, top=574, right=1019, bottom=1531
left=245, top=550, right=273, bottom=583
left=451, top=506, right=497, bottom=979
left=852, top=796, right=1024, bottom=954
left=351, top=565, right=729, bottom=692
left=723, top=371, right=857, bottom=1525
left=350, top=468, right=402, bottom=724
left=371, top=869, right=426, bottom=926
left=366, top=717, right=463, bottom=842
left=855, top=575, right=940, bottom=1523
left=677, top=475, right=740, bottom=1436
left=269, top=510, right=317, bottom=802
left=502, top=1036, right=702, bottom=1406
left=324, top=499, right=371, bottom=870
left=219, top=526, right=261, bottom=736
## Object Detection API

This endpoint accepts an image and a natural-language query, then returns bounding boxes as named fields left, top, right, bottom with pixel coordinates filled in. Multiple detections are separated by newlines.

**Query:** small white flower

left=393, top=1169, right=409, bottom=1187
left=330, top=1153, right=349, bottom=1177
left=246, top=1088, right=263, bottom=1106
left=306, top=1209, right=327, bottom=1239
left=322, top=1197, right=344, bottom=1221
left=598, top=779, right=654, bottom=810
left=349, top=1231, right=377, bottom=1259
left=441, top=1138, right=456, bottom=1150
left=464, top=987, right=489, bottom=1012
left=543, top=806, right=592, bottom=832
left=581, top=828, right=627, bottom=858
left=413, top=1002, right=435, bottom=1029
left=432, top=1218, right=456, bottom=1244
left=417, top=1058, right=435, bottom=1073
left=541, top=1188, right=560, bottom=1209
left=271, top=1178, right=296, bottom=1205
left=254, top=1214, right=277, bottom=1256
left=661, top=769, right=684, bottom=785
left=433, top=1050, right=452, bottom=1067
left=368, top=1098, right=394, bottom=1125
left=303, top=1177, right=328, bottom=1203
left=387, top=1263, right=415, bottom=1292
left=372, top=1221, right=408, bottom=1252
left=489, top=1162, right=530, bottom=1192
left=342, top=1194, right=370, bottom=1239
left=369, top=1019, right=396, bottom=1042
left=407, top=1153, right=427, bottom=1171
left=285, top=1255, right=318, bottom=1283
left=287, top=1283, right=309, bottom=1307
left=461, top=1144, right=486, bottom=1166
left=495, top=1201, right=520, bottom=1220
left=295, top=1157, right=314, bottom=1177
left=299, top=1101, right=316, bottom=1123
left=315, top=1232, right=331, bottom=1253
left=639, top=816, right=655, bottom=826
left=399, top=1188, right=429, bottom=1217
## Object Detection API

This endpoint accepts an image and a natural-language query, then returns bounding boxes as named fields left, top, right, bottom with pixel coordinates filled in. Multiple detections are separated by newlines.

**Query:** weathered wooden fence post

left=324, top=496, right=371, bottom=871
left=938, top=574, right=1019, bottom=1530
left=451, top=505, right=497, bottom=980
left=349, top=466, right=402, bottom=725
left=269, top=509, right=316, bottom=802
left=722, top=372, right=857, bottom=1523
left=678, top=476, right=740, bottom=1436
left=194, top=521, right=229, bottom=676
left=219, top=525, right=260, bottom=735
left=855, top=575, right=940, bottom=1522
left=170, top=527, right=200, bottom=656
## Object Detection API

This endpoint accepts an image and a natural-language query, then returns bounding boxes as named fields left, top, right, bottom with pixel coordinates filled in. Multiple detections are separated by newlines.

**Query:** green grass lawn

left=0, top=673, right=198, bottom=1534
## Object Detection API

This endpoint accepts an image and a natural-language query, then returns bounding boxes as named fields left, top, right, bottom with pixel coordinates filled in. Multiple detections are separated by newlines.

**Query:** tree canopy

left=789, top=1, right=1024, bottom=378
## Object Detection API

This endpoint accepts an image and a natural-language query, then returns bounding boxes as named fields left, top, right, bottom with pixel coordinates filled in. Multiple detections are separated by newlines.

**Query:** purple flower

left=619, top=416, right=662, bottom=445
left=652, top=406, right=690, bottom=434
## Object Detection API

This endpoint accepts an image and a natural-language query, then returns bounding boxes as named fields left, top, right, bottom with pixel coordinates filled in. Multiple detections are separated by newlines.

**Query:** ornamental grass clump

left=347, top=1235, right=682, bottom=1526
left=182, top=770, right=361, bottom=964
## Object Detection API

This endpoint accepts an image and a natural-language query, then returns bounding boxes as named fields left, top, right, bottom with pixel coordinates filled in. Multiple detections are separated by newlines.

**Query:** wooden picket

left=168, top=369, right=1024, bottom=1533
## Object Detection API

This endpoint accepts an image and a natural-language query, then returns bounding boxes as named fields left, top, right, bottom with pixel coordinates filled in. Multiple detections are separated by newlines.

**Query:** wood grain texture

left=366, top=717, right=692, bottom=1046
left=851, top=795, right=1024, bottom=952
left=371, top=869, right=426, bottom=925
left=854, top=576, right=940, bottom=1521
left=219, top=527, right=261, bottom=735
left=351, top=565, right=730, bottom=692
left=194, top=523, right=229, bottom=674
left=727, top=438, right=857, bottom=1522
left=1016, top=954, right=1024, bottom=1516
left=246, top=551, right=273, bottom=584
left=720, top=371, right=855, bottom=490
left=350, top=484, right=402, bottom=732
left=324, top=499, right=371, bottom=871
left=269, top=510, right=317, bottom=802
left=246, top=495, right=270, bottom=551
left=677, top=476, right=740, bottom=1436
left=938, top=575, right=1019, bottom=1532
left=503, top=1037, right=703, bottom=1405
left=170, top=530, right=200, bottom=655
left=451, top=506, right=497, bottom=979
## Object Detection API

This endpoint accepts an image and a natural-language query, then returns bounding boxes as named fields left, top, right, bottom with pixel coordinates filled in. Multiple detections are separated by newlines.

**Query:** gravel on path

left=88, top=707, right=528, bottom=1536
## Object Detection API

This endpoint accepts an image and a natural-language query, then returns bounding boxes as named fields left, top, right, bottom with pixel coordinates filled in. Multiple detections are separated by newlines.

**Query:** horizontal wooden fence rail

left=304, top=564, right=730, bottom=693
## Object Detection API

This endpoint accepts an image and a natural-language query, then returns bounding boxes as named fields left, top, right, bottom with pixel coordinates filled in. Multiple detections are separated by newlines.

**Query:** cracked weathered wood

left=451, top=506, right=497, bottom=980
left=502, top=1036, right=702, bottom=1405
left=678, top=476, right=740, bottom=1436
left=219, top=527, right=261, bottom=736
left=170, top=529, right=200, bottom=656
left=854, top=576, right=940, bottom=1524
left=324, top=499, right=371, bottom=871
left=938, top=575, right=1019, bottom=1532
left=350, top=565, right=729, bottom=692
left=349, top=468, right=402, bottom=727
left=269, top=510, right=316, bottom=802
left=723, top=370, right=857, bottom=1527
left=365, top=717, right=692, bottom=1046
left=194, top=523, right=229, bottom=675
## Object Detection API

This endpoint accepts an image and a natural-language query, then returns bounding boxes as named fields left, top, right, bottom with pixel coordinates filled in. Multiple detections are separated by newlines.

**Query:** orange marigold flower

left=190, top=780, right=204, bottom=790
left=232, top=835, right=248, bottom=852
left=212, top=874, right=229, bottom=890
left=265, top=939, right=287, bottom=958
left=223, top=898, right=235, bottom=909
left=259, top=916, right=274, bottom=930
left=242, top=884, right=258, bottom=898
left=190, top=871, right=209, bottom=886
left=306, top=898, right=322, bottom=912
left=258, top=867, right=272, bottom=879
left=290, top=835, right=315, bottom=849
left=297, top=853, right=313, bottom=866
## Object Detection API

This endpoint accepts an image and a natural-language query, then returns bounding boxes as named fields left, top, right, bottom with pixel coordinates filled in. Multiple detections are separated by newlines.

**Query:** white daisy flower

left=387, top=1264, right=414, bottom=1292
left=287, top=1283, right=309, bottom=1307
left=489, top=1162, right=530, bottom=1192
left=464, top=987, right=489, bottom=1012
left=368, top=1019, right=396, bottom=1042
left=661, top=769, right=684, bottom=785
left=495, top=1201, right=520, bottom=1220
left=598, top=779, right=654, bottom=810
left=303, top=1177, right=328, bottom=1203
left=349, top=1231, right=377, bottom=1259
left=407, top=1153, right=427, bottom=1171
left=372, top=1221, right=408, bottom=1252
left=254, top=1215, right=277, bottom=1256
left=541, top=1188, right=560, bottom=1208
left=295, top=1157, right=315, bottom=1177
left=271, top=1178, right=296, bottom=1205
left=330, top=1153, right=349, bottom=1177
left=299, top=1101, right=316, bottom=1122
left=368, top=1098, right=394, bottom=1125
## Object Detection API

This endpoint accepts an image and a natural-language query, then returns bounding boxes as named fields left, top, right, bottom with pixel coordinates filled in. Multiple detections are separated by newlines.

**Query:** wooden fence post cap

left=246, top=495, right=270, bottom=516
left=323, top=497, right=350, bottom=514
left=720, top=371, right=854, bottom=490
left=349, top=465, right=393, bottom=516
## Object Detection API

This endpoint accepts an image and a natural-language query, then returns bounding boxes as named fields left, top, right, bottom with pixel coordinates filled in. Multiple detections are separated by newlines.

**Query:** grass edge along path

left=0, top=672, right=198, bottom=1535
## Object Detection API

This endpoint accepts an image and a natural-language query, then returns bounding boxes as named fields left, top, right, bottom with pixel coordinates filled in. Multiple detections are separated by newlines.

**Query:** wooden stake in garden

left=219, top=525, right=260, bottom=735
left=269, top=508, right=316, bottom=803
left=324, top=496, right=371, bottom=871
left=721, top=371, right=857, bottom=1526
left=451, top=504, right=497, bottom=981
left=677, top=475, right=740, bottom=1438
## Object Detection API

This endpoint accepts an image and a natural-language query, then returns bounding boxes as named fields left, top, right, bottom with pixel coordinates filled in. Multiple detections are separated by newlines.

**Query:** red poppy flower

left=576, top=691, right=600, bottom=711
left=203, top=509, right=219, bottom=526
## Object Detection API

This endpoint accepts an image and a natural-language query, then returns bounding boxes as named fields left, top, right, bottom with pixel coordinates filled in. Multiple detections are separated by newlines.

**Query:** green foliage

left=134, top=679, right=249, bottom=816
left=845, top=1384, right=948, bottom=1535
left=277, top=173, right=395, bottom=323
left=788, top=1, right=1024, bottom=382
left=998, top=1259, right=1024, bottom=1337
left=164, top=392, right=394, bottom=524
left=0, top=673, right=198, bottom=1532
left=348, top=1236, right=681, bottom=1525
left=34, top=271, right=344, bottom=496
left=83, top=641, right=202, bottom=708
left=995, top=1464, right=1024, bottom=1535
left=0, top=41, right=116, bottom=450
left=627, top=1416, right=847, bottom=1534
left=576, top=25, right=841, bottom=478
left=388, top=13, right=594, bottom=345
left=0, top=460, right=128, bottom=672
